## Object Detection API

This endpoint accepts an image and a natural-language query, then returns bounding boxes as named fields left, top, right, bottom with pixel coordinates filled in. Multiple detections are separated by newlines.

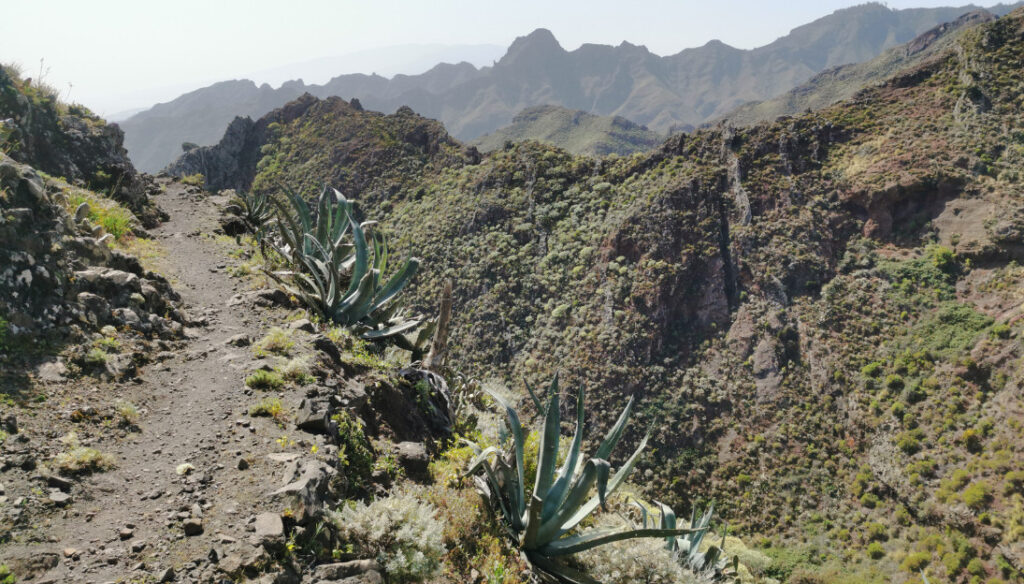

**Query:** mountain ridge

left=122, top=2, right=1023, bottom=172
left=472, top=104, right=664, bottom=156
left=717, top=8, right=999, bottom=126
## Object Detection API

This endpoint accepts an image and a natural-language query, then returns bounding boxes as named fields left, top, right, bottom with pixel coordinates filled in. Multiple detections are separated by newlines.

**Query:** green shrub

left=990, top=323, right=1011, bottom=339
left=930, top=245, right=956, bottom=273
left=788, top=569, right=827, bottom=584
left=0, top=564, right=14, bottom=584
left=897, top=429, right=924, bottom=454
left=334, top=410, right=374, bottom=491
left=963, top=481, right=992, bottom=510
left=900, top=552, right=930, bottom=573
left=253, top=327, right=294, bottom=357
left=910, top=303, right=994, bottom=358
left=275, top=355, right=315, bottom=385
left=961, top=428, right=983, bottom=453
left=861, top=362, right=884, bottom=378
left=54, top=433, right=116, bottom=475
left=867, top=542, right=885, bottom=559
left=950, top=468, right=971, bottom=489
left=249, top=397, right=286, bottom=420
left=84, top=347, right=109, bottom=365
left=966, top=557, right=985, bottom=576
left=180, top=173, right=204, bottom=187
left=245, top=370, right=285, bottom=390
left=115, top=400, right=140, bottom=427
left=860, top=493, right=880, bottom=508
left=866, top=522, right=887, bottom=541
left=1004, top=470, right=1024, bottom=494
left=942, top=551, right=966, bottom=575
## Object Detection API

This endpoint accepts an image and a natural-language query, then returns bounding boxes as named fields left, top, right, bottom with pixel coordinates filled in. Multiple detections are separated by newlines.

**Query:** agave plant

left=466, top=375, right=694, bottom=583
left=268, top=185, right=355, bottom=267
left=633, top=501, right=738, bottom=582
left=227, top=190, right=274, bottom=252
left=266, top=186, right=422, bottom=341
left=229, top=190, right=273, bottom=233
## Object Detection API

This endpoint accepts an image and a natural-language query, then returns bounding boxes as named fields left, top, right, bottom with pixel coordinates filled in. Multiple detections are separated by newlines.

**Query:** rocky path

left=7, top=179, right=331, bottom=583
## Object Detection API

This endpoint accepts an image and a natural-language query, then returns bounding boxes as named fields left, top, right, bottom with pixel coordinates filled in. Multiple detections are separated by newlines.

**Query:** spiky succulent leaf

left=533, top=383, right=561, bottom=504
left=541, top=527, right=699, bottom=557
left=361, top=318, right=422, bottom=340
left=482, top=387, right=527, bottom=519
left=542, top=386, right=585, bottom=520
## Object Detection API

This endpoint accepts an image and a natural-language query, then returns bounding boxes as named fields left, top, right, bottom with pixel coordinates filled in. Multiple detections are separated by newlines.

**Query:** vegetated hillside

left=0, top=65, right=164, bottom=226
left=122, top=2, right=1024, bottom=173
left=171, top=9, right=1024, bottom=582
left=719, top=9, right=996, bottom=127
left=472, top=105, right=663, bottom=156
left=167, top=96, right=475, bottom=195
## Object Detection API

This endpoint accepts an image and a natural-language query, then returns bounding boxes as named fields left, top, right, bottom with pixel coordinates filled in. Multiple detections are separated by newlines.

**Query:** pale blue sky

left=0, top=0, right=1006, bottom=116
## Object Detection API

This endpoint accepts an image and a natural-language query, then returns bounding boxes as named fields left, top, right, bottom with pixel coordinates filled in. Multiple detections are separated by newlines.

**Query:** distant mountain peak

left=702, top=39, right=736, bottom=50
left=504, top=28, right=564, bottom=58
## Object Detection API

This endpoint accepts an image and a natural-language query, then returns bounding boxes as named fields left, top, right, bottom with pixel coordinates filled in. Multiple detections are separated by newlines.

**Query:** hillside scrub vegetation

left=173, top=9, right=1024, bottom=582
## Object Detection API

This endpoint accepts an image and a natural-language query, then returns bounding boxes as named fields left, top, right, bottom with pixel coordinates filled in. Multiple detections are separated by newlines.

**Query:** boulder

left=295, top=399, right=335, bottom=435
left=219, top=215, right=248, bottom=236
left=253, top=512, right=285, bottom=550
left=183, top=518, right=203, bottom=536
left=268, top=458, right=338, bottom=525
left=394, top=442, right=430, bottom=481
left=287, top=318, right=316, bottom=333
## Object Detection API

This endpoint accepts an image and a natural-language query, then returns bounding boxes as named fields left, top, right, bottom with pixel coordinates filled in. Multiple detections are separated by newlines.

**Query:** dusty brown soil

left=1, top=179, right=332, bottom=583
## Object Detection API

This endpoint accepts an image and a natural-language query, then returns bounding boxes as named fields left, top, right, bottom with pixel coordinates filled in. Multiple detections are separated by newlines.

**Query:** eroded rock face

left=0, top=67, right=164, bottom=226
left=165, top=94, right=320, bottom=192
left=0, top=154, right=185, bottom=346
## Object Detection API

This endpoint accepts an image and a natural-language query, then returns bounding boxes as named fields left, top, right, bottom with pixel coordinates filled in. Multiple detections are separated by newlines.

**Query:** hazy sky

left=0, top=0, right=1004, bottom=116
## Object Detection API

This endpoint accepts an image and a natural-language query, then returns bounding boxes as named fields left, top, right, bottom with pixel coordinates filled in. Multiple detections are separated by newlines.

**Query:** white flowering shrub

left=328, top=486, right=446, bottom=583
left=577, top=515, right=696, bottom=584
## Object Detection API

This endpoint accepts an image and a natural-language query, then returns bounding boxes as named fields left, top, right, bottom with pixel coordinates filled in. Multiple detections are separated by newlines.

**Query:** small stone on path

left=183, top=518, right=203, bottom=536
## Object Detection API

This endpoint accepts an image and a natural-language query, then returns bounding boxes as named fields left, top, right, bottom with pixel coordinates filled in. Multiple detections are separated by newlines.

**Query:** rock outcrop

left=165, top=93, right=320, bottom=192
left=0, top=154, right=185, bottom=346
left=0, top=65, right=163, bottom=226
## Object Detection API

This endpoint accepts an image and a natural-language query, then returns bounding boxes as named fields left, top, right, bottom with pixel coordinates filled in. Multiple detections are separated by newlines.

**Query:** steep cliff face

left=0, top=66, right=163, bottom=226
left=165, top=93, right=321, bottom=192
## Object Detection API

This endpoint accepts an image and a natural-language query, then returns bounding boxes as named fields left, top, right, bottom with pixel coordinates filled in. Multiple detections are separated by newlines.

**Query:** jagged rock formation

left=0, top=154, right=186, bottom=348
left=122, top=2, right=1024, bottom=173
left=472, top=105, right=664, bottom=156
left=165, top=93, right=321, bottom=192
left=0, top=66, right=164, bottom=226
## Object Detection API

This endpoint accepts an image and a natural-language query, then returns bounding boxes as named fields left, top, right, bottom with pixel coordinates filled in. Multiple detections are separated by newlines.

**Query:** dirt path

left=10, top=179, right=324, bottom=583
